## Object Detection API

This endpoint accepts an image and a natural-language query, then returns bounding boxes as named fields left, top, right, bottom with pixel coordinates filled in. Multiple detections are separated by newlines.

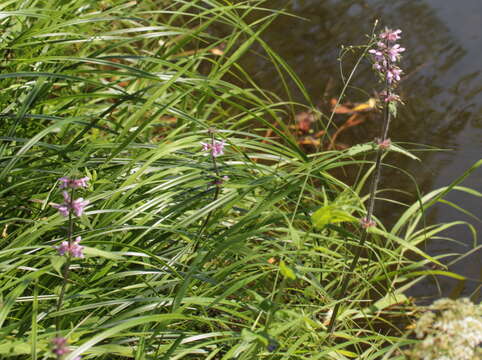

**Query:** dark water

left=242, top=0, right=481, bottom=301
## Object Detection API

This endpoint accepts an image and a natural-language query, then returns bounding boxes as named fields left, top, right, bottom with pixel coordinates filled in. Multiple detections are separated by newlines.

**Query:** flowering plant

left=328, top=26, right=406, bottom=332
left=50, top=176, right=90, bottom=359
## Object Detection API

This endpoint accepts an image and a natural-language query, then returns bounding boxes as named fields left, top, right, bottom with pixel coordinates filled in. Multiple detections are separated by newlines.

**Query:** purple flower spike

left=370, top=27, right=405, bottom=88
left=72, top=177, right=89, bottom=188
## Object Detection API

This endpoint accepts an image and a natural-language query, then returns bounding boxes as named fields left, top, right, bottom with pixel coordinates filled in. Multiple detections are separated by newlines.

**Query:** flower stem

left=55, top=188, right=75, bottom=333
left=327, top=75, right=393, bottom=334
left=194, top=131, right=222, bottom=251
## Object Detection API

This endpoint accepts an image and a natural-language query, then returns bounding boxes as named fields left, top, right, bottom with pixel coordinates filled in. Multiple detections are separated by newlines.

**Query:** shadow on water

left=240, top=0, right=481, bottom=301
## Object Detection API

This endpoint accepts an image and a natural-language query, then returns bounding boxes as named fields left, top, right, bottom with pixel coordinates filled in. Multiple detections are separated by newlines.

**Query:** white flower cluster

left=407, top=298, right=482, bottom=360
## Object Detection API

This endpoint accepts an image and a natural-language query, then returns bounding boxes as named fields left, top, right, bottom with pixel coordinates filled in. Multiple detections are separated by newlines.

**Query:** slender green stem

left=319, top=24, right=378, bottom=151
left=55, top=187, right=75, bottom=334
left=326, top=150, right=383, bottom=333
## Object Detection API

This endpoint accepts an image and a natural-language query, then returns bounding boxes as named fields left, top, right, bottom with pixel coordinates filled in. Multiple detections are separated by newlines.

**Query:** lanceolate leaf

left=311, top=205, right=357, bottom=229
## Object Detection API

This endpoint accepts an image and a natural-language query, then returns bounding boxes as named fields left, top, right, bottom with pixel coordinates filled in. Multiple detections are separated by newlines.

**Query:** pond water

left=242, top=0, right=481, bottom=302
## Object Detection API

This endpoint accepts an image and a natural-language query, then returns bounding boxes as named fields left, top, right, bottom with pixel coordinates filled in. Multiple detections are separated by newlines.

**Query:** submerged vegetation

left=0, top=0, right=480, bottom=359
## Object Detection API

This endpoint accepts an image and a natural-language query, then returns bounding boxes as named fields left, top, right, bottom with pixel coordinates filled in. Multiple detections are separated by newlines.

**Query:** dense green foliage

left=0, top=1, right=479, bottom=359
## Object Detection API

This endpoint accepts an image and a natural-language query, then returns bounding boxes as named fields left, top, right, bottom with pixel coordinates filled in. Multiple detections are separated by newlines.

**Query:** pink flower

left=62, top=190, right=71, bottom=203
left=72, top=177, right=89, bottom=188
left=380, top=28, right=402, bottom=42
left=376, top=41, right=387, bottom=50
left=386, top=67, right=402, bottom=83
left=376, top=138, right=392, bottom=150
left=52, top=204, right=70, bottom=217
left=200, top=140, right=227, bottom=157
left=59, top=176, right=89, bottom=189
left=52, top=337, right=70, bottom=355
left=360, top=217, right=376, bottom=229
left=380, top=91, right=401, bottom=103
left=72, top=198, right=89, bottom=216
left=54, top=236, right=84, bottom=258
left=211, top=140, right=226, bottom=157
left=55, top=241, right=70, bottom=256
left=387, top=44, right=405, bottom=62
left=70, top=236, right=84, bottom=258
left=368, top=48, right=383, bottom=58
left=58, top=177, right=70, bottom=188
left=201, top=142, right=211, bottom=152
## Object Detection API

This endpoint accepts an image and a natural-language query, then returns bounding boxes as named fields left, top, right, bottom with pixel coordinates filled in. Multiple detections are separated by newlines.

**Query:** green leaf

left=372, top=292, right=408, bottom=312
left=279, top=260, right=296, bottom=280
left=371, top=227, right=444, bottom=267
left=0, top=339, right=33, bottom=356
left=288, top=223, right=303, bottom=249
left=240, top=329, right=269, bottom=346
left=241, top=328, right=258, bottom=343
left=50, top=255, right=66, bottom=275
left=390, top=144, right=420, bottom=161
left=83, top=247, right=123, bottom=260
left=345, top=143, right=374, bottom=156
left=311, top=205, right=357, bottom=229
left=388, top=101, right=398, bottom=118
left=335, top=349, right=359, bottom=358
left=409, top=270, right=466, bottom=281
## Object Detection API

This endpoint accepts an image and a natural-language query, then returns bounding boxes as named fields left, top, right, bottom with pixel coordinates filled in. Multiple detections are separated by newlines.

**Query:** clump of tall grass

left=0, top=1, right=480, bottom=359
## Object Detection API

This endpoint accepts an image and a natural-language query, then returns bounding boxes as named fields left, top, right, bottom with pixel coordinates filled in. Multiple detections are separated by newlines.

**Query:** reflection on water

left=242, top=0, right=481, bottom=301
